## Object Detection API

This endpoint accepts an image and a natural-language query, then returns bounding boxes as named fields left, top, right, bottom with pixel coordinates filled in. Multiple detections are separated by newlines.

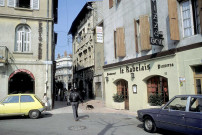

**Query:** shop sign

left=150, top=0, right=164, bottom=46
left=158, top=63, right=174, bottom=69
left=96, top=26, right=103, bottom=43
left=107, top=72, right=116, bottom=76
left=120, top=63, right=150, bottom=74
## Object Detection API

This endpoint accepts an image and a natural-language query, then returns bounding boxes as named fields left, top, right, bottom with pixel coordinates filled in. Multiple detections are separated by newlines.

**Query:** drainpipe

left=45, top=0, right=50, bottom=94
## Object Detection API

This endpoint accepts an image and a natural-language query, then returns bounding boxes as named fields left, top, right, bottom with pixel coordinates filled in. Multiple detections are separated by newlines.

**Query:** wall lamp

left=105, top=76, right=109, bottom=82
left=131, top=73, right=135, bottom=79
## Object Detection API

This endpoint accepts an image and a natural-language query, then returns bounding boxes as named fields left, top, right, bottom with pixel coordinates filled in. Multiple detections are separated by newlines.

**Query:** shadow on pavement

left=137, top=124, right=185, bottom=135
left=78, top=115, right=89, bottom=120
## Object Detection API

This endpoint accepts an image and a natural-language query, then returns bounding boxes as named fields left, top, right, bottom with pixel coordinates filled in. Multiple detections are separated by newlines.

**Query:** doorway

left=9, top=70, right=35, bottom=94
left=117, top=79, right=129, bottom=110
left=194, top=65, right=202, bottom=94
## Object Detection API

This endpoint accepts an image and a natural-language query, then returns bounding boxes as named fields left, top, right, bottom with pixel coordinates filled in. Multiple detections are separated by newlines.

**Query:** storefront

left=104, top=45, right=202, bottom=112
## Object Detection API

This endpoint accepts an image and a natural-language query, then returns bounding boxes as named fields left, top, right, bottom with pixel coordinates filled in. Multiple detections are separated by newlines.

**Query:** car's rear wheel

left=29, top=110, right=40, bottom=119
left=143, top=116, right=156, bottom=133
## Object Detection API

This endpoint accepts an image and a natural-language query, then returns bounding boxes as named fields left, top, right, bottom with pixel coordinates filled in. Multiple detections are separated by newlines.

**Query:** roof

left=68, top=2, right=93, bottom=36
left=175, top=95, right=202, bottom=98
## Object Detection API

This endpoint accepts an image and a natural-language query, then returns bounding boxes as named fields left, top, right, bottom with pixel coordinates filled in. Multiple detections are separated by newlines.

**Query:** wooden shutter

left=0, top=0, right=5, bottom=6
left=109, top=0, right=113, bottom=9
left=168, top=0, right=180, bottom=40
left=116, top=27, right=126, bottom=57
left=140, top=15, right=151, bottom=51
left=7, top=0, right=15, bottom=7
left=31, top=0, right=39, bottom=10
left=198, top=0, right=202, bottom=34
left=134, top=19, right=139, bottom=53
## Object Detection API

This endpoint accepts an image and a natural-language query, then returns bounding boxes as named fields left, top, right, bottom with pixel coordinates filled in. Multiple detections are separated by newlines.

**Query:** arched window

left=147, top=76, right=169, bottom=106
left=15, top=25, right=31, bottom=52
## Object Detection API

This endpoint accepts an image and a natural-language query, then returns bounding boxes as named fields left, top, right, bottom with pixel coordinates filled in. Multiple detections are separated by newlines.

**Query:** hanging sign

left=150, top=0, right=164, bottom=46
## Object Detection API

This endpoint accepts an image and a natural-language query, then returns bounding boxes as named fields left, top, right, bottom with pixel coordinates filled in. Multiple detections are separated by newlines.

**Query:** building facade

left=103, top=0, right=202, bottom=111
left=55, top=53, right=73, bottom=90
left=68, top=1, right=104, bottom=100
left=0, top=0, right=58, bottom=108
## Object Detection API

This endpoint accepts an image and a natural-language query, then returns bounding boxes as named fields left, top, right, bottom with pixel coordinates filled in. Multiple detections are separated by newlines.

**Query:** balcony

left=0, top=46, right=8, bottom=66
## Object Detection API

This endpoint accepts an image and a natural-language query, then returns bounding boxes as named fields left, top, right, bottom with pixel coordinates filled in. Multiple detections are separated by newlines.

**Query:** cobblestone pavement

left=50, top=100, right=137, bottom=116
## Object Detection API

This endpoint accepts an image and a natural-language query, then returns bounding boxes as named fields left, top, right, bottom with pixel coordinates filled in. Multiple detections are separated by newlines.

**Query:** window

left=20, top=95, right=34, bottom=102
left=16, top=0, right=30, bottom=8
left=147, top=76, right=169, bottom=106
left=3, top=96, right=19, bottom=103
left=7, top=0, right=39, bottom=10
left=15, top=25, right=31, bottom=53
left=164, top=97, right=187, bottom=111
left=180, top=0, right=201, bottom=37
left=0, top=0, right=5, bottom=6
left=189, top=97, right=202, bottom=112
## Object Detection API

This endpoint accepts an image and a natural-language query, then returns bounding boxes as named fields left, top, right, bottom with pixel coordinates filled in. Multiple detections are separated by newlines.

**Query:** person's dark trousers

left=71, top=102, right=79, bottom=120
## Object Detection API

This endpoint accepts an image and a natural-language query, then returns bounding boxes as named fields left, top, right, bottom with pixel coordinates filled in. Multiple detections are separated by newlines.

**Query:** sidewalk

left=49, top=100, right=137, bottom=116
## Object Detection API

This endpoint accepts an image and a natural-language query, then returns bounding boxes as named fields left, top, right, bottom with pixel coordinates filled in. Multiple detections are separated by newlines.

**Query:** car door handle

left=180, top=114, right=185, bottom=116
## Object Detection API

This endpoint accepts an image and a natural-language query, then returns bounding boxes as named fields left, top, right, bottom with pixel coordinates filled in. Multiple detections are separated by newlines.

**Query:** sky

left=54, top=0, right=96, bottom=58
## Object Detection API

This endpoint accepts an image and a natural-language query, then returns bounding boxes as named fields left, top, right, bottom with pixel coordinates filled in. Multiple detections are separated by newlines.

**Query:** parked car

left=0, top=94, right=45, bottom=119
left=137, top=95, right=202, bottom=135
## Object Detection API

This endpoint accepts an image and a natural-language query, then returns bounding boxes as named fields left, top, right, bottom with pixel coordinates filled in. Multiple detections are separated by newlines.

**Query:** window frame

left=180, top=0, right=195, bottom=37
left=0, top=0, right=5, bottom=6
left=15, top=25, right=31, bottom=53
left=180, top=0, right=200, bottom=37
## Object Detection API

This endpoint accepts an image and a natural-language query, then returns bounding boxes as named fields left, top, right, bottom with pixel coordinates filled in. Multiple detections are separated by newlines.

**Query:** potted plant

left=112, top=93, right=125, bottom=109
left=149, top=94, right=163, bottom=106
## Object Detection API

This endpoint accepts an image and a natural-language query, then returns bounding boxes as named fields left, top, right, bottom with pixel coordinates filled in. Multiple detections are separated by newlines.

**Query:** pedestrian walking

left=66, top=89, right=71, bottom=106
left=43, top=93, right=49, bottom=111
left=69, top=88, right=83, bottom=121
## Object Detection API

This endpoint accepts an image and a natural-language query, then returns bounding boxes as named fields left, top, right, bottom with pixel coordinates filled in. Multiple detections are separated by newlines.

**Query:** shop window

left=147, top=76, right=169, bottom=106
left=180, top=0, right=201, bottom=37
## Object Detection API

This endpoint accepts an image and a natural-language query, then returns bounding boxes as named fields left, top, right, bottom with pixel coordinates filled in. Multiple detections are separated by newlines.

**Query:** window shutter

left=134, top=19, right=139, bottom=53
left=168, top=0, right=180, bottom=40
left=0, top=0, right=5, bottom=6
left=139, top=15, right=151, bottom=51
left=7, top=0, right=15, bottom=7
left=31, top=0, right=39, bottom=10
left=198, top=0, right=202, bottom=34
left=17, top=31, right=23, bottom=52
left=109, top=0, right=113, bottom=9
left=116, top=27, right=126, bottom=57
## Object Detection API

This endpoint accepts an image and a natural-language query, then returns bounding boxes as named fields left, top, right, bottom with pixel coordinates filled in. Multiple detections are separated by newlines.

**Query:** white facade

left=55, top=55, right=73, bottom=89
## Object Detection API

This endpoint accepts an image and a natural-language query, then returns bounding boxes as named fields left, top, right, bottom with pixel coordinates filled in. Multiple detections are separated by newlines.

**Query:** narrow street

left=0, top=100, right=184, bottom=135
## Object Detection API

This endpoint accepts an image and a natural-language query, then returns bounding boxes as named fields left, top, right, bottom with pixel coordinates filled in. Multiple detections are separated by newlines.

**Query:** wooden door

left=117, top=80, right=129, bottom=110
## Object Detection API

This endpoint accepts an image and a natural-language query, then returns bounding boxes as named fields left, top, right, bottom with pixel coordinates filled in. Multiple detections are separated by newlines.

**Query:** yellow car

left=0, top=94, right=45, bottom=119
